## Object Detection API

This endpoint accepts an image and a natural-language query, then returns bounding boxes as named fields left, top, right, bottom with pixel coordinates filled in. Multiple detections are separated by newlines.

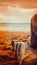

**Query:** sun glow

left=0, top=5, right=37, bottom=23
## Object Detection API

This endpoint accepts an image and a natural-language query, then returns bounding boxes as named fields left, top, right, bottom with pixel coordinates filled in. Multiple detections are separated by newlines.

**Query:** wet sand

left=0, top=30, right=29, bottom=65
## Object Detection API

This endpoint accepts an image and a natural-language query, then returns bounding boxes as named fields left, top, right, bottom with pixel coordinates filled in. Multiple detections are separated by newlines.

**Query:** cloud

left=0, top=6, right=36, bottom=23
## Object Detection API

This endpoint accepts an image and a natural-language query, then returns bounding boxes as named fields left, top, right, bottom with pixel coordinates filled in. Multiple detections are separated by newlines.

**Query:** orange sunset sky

left=0, top=0, right=37, bottom=23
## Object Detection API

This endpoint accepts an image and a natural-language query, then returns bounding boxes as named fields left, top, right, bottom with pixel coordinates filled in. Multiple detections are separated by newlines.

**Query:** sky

left=0, top=1, right=37, bottom=23
left=0, top=5, right=37, bottom=23
left=0, top=1, right=37, bottom=31
left=0, top=6, right=35, bottom=32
